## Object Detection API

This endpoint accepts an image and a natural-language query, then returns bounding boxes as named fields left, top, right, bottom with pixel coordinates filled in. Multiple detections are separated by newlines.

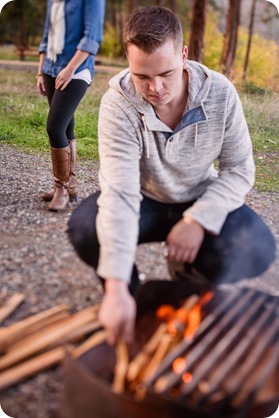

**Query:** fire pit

left=62, top=280, right=279, bottom=418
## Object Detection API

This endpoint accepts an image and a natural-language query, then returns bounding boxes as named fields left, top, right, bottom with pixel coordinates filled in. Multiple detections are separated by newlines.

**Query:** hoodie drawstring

left=141, top=114, right=150, bottom=158
left=195, top=123, right=198, bottom=147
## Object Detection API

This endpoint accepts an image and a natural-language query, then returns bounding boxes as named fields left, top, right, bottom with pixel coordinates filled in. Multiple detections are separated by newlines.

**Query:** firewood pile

left=0, top=293, right=105, bottom=391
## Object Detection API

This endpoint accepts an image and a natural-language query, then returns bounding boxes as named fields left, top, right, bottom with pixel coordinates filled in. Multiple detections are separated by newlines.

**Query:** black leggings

left=43, top=75, right=88, bottom=148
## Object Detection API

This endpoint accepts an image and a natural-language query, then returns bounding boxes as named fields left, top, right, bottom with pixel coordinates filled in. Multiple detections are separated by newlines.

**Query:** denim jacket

left=39, top=0, right=105, bottom=79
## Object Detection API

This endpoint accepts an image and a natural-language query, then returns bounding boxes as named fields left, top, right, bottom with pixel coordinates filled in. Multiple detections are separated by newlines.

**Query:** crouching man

left=68, top=6, right=276, bottom=345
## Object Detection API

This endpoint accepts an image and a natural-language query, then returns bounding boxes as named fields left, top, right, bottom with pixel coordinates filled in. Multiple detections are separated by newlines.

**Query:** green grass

left=0, top=68, right=279, bottom=192
left=241, top=92, right=279, bottom=192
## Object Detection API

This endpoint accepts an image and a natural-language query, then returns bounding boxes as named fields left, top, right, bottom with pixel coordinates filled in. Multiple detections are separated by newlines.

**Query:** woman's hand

left=98, top=279, right=136, bottom=346
left=37, top=75, right=46, bottom=96
left=55, top=66, right=75, bottom=90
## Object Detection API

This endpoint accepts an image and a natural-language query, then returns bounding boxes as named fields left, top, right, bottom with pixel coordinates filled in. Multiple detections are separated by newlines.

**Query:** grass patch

left=0, top=68, right=278, bottom=192
left=241, top=92, right=279, bottom=192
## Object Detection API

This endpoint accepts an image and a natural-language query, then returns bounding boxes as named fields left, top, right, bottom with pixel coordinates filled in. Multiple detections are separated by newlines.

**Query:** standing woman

left=37, top=0, right=105, bottom=211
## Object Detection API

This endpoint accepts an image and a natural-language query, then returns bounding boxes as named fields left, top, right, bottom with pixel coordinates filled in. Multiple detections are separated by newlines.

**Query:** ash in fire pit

left=62, top=280, right=279, bottom=418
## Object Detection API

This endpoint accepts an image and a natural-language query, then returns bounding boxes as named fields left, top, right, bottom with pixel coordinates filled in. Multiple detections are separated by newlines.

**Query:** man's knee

left=67, top=192, right=100, bottom=268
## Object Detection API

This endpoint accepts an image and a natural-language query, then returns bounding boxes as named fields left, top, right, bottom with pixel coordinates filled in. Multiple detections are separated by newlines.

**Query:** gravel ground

left=0, top=144, right=278, bottom=418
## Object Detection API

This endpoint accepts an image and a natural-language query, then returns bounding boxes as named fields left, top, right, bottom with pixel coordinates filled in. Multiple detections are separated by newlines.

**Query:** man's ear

left=182, top=45, right=188, bottom=63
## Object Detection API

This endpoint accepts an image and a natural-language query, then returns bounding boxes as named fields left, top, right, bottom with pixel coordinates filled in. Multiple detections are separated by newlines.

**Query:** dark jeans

left=67, top=192, right=276, bottom=294
left=43, top=75, right=88, bottom=148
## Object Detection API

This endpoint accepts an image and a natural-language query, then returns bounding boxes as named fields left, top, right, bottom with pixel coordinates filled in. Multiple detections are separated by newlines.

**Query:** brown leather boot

left=67, top=139, right=78, bottom=200
left=42, top=139, right=77, bottom=202
left=48, top=146, right=70, bottom=211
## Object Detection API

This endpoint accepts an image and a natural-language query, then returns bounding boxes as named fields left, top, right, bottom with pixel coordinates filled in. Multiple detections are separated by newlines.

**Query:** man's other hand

left=99, top=279, right=136, bottom=346
left=166, top=216, right=205, bottom=264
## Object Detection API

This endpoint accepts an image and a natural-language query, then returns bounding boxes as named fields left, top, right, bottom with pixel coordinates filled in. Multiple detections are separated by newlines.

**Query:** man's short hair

left=123, top=6, right=183, bottom=54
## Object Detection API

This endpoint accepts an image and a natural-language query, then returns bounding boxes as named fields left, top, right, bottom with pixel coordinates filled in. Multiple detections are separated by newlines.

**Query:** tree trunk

left=126, top=0, right=136, bottom=16
left=221, top=0, right=242, bottom=78
left=170, top=0, right=177, bottom=14
left=243, top=0, right=257, bottom=80
left=188, top=0, right=208, bottom=63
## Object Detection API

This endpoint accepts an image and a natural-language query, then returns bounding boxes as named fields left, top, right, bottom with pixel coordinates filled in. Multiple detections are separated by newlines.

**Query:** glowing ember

left=172, top=357, right=187, bottom=374
left=156, top=305, right=175, bottom=320
left=182, top=372, right=193, bottom=384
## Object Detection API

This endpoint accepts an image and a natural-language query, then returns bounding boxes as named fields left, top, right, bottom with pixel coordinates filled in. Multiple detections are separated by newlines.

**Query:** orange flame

left=156, top=304, right=175, bottom=320
left=184, top=291, right=214, bottom=339
left=156, top=292, right=214, bottom=339
left=184, top=305, right=202, bottom=339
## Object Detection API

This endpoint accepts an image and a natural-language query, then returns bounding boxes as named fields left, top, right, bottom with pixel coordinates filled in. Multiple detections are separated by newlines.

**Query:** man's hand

left=98, top=279, right=136, bottom=346
left=166, top=216, right=205, bottom=263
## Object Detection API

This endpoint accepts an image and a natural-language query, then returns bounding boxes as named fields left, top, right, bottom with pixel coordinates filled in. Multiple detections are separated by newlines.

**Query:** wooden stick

left=0, top=304, right=70, bottom=338
left=66, top=320, right=102, bottom=346
left=0, top=328, right=105, bottom=392
left=112, top=341, right=129, bottom=394
left=141, top=333, right=176, bottom=384
left=127, top=322, right=168, bottom=382
left=0, top=306, right=71, bottom=352
left=0, top=307, right=99, bottom=370
left=72, top=329, right=106, bottom=358
left=0, top=293, right=25, bottom=324
left=0, top=346, right=66, bottom=391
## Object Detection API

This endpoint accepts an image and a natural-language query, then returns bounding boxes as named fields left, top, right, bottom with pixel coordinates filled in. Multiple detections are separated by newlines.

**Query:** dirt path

left=0, top=144, right=278, bottom=418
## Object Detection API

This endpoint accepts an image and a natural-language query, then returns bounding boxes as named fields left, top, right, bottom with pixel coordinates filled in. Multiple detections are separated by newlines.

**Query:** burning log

left=147, top=289, right=256, bottom=393
left=127, top=322, right=168, bottom=383
left=140, top=294, right=202, bottom=385
left=122, top=292, right=218, bottom=399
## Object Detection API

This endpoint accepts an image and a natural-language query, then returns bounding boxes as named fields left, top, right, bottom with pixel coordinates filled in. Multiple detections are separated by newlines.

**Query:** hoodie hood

left=108, top=60, right=212, bottom=116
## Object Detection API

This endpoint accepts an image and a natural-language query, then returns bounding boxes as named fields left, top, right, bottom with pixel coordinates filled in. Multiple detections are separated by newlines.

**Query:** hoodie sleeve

left=96, top=93, right=142, bottom=282
left=184, top=83, right=255, bottom=234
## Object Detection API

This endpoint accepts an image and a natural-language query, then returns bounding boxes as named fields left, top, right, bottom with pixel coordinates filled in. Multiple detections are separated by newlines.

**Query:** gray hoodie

left=96, top=60, right=255, bottom=282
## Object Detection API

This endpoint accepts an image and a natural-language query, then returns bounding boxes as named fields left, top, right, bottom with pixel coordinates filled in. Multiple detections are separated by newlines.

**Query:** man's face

left=127, top=39, right=187, bottom=108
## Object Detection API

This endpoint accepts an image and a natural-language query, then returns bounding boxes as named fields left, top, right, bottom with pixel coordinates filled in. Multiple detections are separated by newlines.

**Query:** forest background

left=0, top=0, right=278, bottom=193
left=0, top=0, right=279, bottom=91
